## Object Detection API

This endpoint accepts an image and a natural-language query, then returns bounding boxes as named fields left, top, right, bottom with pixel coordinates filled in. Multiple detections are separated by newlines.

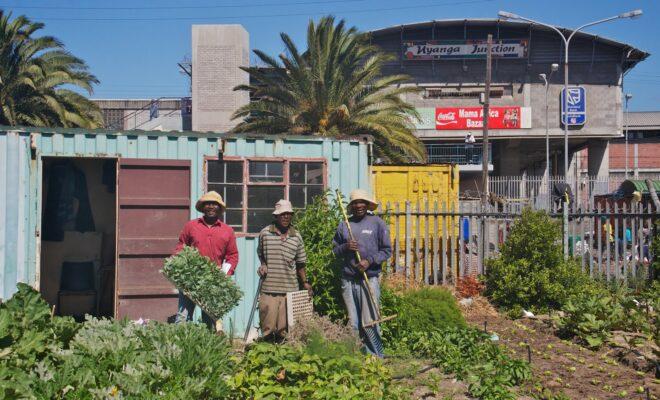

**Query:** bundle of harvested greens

left=162, top=246, right=243, bottom=320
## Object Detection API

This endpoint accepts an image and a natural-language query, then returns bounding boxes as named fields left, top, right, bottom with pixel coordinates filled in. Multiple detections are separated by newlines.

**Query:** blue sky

left=3, top=0, right=658, bottom=110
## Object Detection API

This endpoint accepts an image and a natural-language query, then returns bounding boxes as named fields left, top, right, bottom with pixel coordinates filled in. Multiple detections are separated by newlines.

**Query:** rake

left=243, top=277, right=263, bottom=344
left=335, top=190, right=396, bottom=355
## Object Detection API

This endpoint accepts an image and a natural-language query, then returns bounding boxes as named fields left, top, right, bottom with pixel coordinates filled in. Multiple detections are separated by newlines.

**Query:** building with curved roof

left=368, top=19, right=648, bottom=190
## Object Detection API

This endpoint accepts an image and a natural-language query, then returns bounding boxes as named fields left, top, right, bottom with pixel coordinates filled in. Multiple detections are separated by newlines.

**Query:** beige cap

left=349, top=188, right=378, bottom=211
left=272, top=199, right=294, bottom=215
left=195, top=191, right=226, bottom=212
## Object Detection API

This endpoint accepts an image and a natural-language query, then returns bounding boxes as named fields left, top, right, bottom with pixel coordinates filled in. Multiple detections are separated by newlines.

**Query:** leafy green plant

left=0, top=283, right=79, bottom=398
left=294, top=191, right=346, bottom=321
left=380, top=286, right=465, bottom=354
left=163, top=246, right=243, bottom=320
left=407, top=326, right=531, bottom=400
left=229, top=335, right=393, bottom=399
left=485, top=208, right=598, bottom=313
left=1, top=283, right=236, bottom=399
left=557, top=284, right=656, bottom=349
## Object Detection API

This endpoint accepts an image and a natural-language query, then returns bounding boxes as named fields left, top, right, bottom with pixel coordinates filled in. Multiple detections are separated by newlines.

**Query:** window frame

left=204, top=156, right=327, bottom=236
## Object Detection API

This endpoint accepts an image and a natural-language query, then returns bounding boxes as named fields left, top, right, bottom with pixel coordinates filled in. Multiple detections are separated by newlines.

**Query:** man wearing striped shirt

left=257, top=199, right=311, bottom=341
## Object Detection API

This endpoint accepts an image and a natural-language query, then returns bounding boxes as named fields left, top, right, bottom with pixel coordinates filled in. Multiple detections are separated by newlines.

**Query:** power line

left=0, top=0, right=365, bottom=11
left=10, top=0, right=495, bottom=22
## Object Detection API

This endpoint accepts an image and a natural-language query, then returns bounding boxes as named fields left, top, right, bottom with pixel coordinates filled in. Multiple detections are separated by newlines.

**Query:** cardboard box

left=58, top=290, right=96, bottom=319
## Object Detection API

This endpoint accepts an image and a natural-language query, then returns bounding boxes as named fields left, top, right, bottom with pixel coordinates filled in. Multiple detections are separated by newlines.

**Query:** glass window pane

left=249, top=161, right=283, bottom=182
left=248, top=186, right=284, bottom=209
left=207, top=160, right=243, bottom=184
left=307, top=185, right=324, bottom=203
left=224, top=209, right=243, bottom=228
left=226, top=162, right=243, bottom=183
left=305, top=163, right=323, bottom=184
left=207, top=184, right=243, bottom=208
left=289, top=186, right=305, bottom=208
left=247, top=210, right=273, bottom=233
left=289, top=163, right=305, bottom=184
left=207, top=160, right=224, bottom=183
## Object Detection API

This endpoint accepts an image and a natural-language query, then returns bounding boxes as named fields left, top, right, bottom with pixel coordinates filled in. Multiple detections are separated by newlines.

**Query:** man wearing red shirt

left=174, top=191, right=239, bottom=326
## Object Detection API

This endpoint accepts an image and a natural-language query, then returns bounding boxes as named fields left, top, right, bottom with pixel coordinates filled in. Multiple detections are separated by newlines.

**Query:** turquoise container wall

left=0, top=127, right=370, bottom=335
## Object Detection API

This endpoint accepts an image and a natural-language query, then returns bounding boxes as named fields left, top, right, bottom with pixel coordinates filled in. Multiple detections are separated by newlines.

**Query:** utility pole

left=481, top=34, right=492, bottom=207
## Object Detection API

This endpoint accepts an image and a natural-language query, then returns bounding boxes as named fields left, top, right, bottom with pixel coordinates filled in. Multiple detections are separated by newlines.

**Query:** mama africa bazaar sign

left=403, top=39, right=528, bottom=60
left=414, top=107, right=532, bottom=130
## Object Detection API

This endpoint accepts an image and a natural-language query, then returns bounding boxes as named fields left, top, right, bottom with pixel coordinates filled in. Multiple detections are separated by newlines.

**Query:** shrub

left=485, top=208, right=597, bottom=313
left=381, top=285, right=465, bottom=353
left=294, top=191, right=346, bottom=321
left=229, top=335, right=393, bottom=399
left=163, top=246, right=243, bottom=320
left=456, top=274, right=485, bottom=298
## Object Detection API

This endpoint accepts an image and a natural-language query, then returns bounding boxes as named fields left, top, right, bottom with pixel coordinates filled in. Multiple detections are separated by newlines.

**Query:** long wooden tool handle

left=335, top=190, right=381, bottom=320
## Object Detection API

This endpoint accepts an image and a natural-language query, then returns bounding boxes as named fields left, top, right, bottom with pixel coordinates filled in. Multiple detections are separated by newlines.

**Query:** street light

left=624, top=93, right=633, bottom=178
left=498, top=10, right=642, bottom=185
left=539, top=62, right=559, bottom=210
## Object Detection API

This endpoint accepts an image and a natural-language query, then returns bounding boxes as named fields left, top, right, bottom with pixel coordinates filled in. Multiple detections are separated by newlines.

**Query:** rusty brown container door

left=116, top=159, right=191, bottom=321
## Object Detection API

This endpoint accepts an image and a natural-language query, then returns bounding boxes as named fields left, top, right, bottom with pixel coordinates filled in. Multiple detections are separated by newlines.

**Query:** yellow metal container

left=371, top=164, right=459, bottom=211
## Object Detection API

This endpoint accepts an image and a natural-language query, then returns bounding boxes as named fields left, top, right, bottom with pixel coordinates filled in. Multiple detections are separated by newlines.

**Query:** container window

left=206, top=158, right=325, bottom=234
left=289, top=162, right=324, bottom=208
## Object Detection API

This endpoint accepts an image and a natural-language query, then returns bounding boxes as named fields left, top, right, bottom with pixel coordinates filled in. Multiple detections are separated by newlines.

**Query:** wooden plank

left=395, top=202, right=400, bottom=273
left=442, top=201, right=447, bottom=285
left=425, top=199, right=430, bottom=284
left=605, top=202, right=611, bottom=280
left=405, top=201, right=411, bottom=284
left=415, top=200, right=421, bottom=282
left=433, top=201, right=439, bottom=285
left=614, top=203, right=619, bottom=279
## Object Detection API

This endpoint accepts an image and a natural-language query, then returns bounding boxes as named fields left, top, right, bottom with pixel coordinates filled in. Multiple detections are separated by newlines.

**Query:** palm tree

left=0, top=11, right=102, bottom=128
left=232, top=16, right=426, bottom=162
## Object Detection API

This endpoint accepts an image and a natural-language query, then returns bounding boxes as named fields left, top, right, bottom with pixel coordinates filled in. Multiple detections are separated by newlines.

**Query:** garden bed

left=463, top=299, right=659, bottom=400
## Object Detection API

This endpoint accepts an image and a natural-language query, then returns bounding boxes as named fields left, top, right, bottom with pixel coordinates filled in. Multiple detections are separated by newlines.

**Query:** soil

left=389, top=295, right=658, bottom=399
left=462, top=299, right=659, bottom=400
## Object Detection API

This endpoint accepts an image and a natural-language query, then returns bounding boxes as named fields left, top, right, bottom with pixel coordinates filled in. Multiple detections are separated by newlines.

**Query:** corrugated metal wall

left=0, top=128, right=370, bottom=336
left=0, top=131, right=32, bottom=299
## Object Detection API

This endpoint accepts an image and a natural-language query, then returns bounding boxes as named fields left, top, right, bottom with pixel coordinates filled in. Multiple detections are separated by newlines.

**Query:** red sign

left=435, top=107, right=522, bottom=130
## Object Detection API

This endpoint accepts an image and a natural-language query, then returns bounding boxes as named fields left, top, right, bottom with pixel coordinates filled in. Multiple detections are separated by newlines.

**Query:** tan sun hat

left=195, top=191, right=226, bottom=212
left=272, top=199, right=294, bottom=215
left=348, top=188, right=378, bottom=211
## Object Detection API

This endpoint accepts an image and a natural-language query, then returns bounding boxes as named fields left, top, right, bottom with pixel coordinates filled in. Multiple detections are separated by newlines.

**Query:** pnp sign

left=561, top=87, right=586, bottom=126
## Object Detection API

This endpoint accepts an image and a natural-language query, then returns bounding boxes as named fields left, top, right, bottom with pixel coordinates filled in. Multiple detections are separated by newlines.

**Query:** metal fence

left=488, top=174, right=660, bottom=211
left=380, top=200, right=657, bottom=285
left=427, top=143, right=491, bottom=165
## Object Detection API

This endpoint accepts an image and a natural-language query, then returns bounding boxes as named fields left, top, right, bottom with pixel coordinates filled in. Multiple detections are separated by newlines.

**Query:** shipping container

left=371, top=164, right=459, bottom=274
left=0, top=127, right=370, bottom=335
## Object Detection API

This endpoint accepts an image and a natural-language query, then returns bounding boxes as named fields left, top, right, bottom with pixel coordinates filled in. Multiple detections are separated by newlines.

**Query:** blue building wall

left=0, top=127, right=370, bottom=335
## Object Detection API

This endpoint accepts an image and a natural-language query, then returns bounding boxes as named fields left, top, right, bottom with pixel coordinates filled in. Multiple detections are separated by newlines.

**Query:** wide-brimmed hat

left=272, top=199, right=294, bottom=215
left=348, top=189, right=378, bottom=211
left=195, top=191, right=226, bottom=212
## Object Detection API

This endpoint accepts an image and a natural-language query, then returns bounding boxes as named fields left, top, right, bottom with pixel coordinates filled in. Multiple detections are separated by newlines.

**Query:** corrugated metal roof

left=624, top=111, right=660, bottom=129
left=0, top=125, right=373, bottom=144
left=368, top=19, right=649, bottom=69
left=620, top=179, right=660, bottom=195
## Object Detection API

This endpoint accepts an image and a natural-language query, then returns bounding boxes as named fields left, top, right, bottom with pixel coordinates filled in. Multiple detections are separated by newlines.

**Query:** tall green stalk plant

left=294, top=191, right=346, bottom=321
